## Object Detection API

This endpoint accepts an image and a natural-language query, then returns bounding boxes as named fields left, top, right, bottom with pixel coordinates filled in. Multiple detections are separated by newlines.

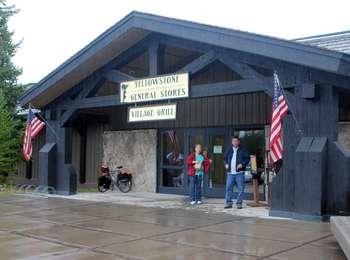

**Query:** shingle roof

left=295, top=31, right=350, bottom=54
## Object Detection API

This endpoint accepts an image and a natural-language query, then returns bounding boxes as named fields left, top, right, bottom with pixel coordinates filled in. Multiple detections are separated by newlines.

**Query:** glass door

left=158, top=129, right=186, bottom=194
left=186, top=129, right=206, bottom=194
left=233, top=128, right=266, bottom=200
left=204, top=128, right=229, bottom=197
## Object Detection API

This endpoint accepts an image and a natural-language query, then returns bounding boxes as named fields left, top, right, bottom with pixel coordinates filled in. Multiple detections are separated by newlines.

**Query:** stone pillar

left=103, top=129, right=157, bottom=192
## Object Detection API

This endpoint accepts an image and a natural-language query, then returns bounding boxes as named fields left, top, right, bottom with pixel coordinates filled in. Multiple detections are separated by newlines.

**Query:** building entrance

left=158, top=127, right=266, bottom=200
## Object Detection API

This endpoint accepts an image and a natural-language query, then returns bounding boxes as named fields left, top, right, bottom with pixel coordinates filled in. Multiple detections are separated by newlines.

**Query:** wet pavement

left=0, top=193, right=346, bottom=259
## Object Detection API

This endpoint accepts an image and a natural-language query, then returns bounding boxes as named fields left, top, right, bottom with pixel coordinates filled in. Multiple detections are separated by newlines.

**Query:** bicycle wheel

left=118, top=179, right=132, bottom=193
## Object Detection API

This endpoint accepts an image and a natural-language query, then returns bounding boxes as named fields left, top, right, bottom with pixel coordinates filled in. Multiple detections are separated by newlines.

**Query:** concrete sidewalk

left=43, top=191, right=272, bottom=218
left=0, top=193, right=346, bottom=259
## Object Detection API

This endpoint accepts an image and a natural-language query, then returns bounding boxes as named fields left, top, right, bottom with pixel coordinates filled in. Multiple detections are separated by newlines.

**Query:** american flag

left=269, top=72, right=288, bottom=163
left=22, top=108, right=45, bottom=161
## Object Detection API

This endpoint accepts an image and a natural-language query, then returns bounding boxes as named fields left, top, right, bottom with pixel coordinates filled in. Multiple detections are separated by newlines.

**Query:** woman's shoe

left=190, top=201, right=196, bottom=205
left=197, top=201, right=202, bottom=204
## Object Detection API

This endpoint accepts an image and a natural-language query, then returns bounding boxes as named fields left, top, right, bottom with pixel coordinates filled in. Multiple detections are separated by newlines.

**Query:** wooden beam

left=69, top=77, right=275, bottom=111
left=178, top=50, right=217, bottom=74
left=221, top=49, right=350, bottom=90
left=133, top=14, right=350, bottom=77
left=103, top=70, right=135, bottom=83
left=157, top=35, right=350, bottom=90
left=191, top=77, right=273, bottom=98
left=60, top=109, right=79, bottom=127
left=80, top=78, right=106, bottom=98
left=75, top=95, right=120, bottom=109
left=219, top=54, right=263, bottom=79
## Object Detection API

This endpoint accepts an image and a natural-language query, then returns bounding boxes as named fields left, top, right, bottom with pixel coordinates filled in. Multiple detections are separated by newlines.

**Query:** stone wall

left=339, top=122, right=350, bottom=152
left=102, top=129, right=157, bottom=192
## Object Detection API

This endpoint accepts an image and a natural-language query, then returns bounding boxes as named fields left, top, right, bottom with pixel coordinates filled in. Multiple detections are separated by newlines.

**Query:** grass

left=77, top=186, right=99, bottom=193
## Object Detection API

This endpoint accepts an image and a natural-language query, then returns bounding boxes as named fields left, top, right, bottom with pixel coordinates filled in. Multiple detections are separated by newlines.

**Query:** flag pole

left=29, top=104, right=60, bottom=141
left=274, top=71, right=303, bottom=136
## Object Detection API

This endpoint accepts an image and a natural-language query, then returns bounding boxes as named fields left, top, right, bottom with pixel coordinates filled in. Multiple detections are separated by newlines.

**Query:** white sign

left=128, top=104, right=177, bottom=122
left=213, top=145, right=223, bottom=154
left=120, top=72, right=189, bottom=103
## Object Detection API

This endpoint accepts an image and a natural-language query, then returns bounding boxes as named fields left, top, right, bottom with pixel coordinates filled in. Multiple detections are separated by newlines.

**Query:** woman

left=186, top=144, right=211, bottom=205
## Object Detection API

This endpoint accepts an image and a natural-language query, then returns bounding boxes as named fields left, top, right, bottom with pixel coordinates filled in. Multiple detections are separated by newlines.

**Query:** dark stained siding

left=339, top=92, right=350, bottom=121
left=16, top=92, right=270, bottom=186
left=190, top=60, right=242, bottom=85
left=85, top=123, right=104, bottom=184
left=109, top=92, right=271, bottom=130
left=16, top=129, right=46, bottom=182
left=96, top=81, right=119, bottom=96
left=161, top=44, right=202, bottom=74
left=79, top=92, right=271, bottom=184
left=31, top=129, right=46, bottom=179
left=71, top=127, right=81, bottom=176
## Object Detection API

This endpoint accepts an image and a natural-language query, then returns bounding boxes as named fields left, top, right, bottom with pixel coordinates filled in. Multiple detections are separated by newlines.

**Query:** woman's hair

left=101, top=165, right=109, bottom=173
left=194, top=144, right=202, bottom=153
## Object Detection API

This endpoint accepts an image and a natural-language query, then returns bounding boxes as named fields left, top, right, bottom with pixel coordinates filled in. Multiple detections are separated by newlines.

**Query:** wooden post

left=248, top=155, right=262, bottom=207
left=253, top=178, right=260, bottom=205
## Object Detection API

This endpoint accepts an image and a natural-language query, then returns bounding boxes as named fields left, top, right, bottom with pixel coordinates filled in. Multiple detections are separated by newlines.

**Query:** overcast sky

left=7, top=0, right=350, bottom=84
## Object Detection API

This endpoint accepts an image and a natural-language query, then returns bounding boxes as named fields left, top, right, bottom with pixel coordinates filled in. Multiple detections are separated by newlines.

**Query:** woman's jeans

left=189, top=175, right=203, bottom=202
left=225, top=172, right=245, bottom=206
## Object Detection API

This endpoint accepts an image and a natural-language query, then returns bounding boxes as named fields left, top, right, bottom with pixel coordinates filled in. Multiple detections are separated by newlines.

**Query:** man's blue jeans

left=225, top=172, right=245, bottom=206
left=189, top=175, right=203, bottom=202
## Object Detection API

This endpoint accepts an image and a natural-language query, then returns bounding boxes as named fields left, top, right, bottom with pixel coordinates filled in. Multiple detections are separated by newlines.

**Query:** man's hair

left=232, top=136, right=240, bottom=140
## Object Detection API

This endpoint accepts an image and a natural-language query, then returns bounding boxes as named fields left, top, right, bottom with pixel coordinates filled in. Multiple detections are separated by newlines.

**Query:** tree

left=0, top=1, right=24, bottom=182
left=0, top=0, right=23, bottom=113
left=0, top=89, right=18, bottom=178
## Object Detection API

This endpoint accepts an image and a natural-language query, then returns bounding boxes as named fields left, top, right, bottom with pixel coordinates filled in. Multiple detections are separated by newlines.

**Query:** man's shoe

left=224, top=204, right=232, bottom=209
left=237, top=204, right=243, bottom=209
left=190, top=201, right=196, bottom=205
left=197, top=201, right=202, bottom=204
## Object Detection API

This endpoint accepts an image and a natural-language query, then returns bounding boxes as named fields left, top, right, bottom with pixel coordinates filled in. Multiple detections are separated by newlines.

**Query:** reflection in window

left=162, top=130, right=184, bottom=166
left=162, top=169, right=184, bottom=187
left=233, top=129, right=265, bottom=188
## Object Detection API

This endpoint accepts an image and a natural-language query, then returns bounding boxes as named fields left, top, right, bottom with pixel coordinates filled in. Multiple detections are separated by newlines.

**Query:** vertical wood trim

left=149, top=39, right=159, bottom=76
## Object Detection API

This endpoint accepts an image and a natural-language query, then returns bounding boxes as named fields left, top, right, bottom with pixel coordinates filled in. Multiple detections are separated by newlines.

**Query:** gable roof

left=295, top=31, right=350, bottom=54
left=20, top=11, right=350, bottom=107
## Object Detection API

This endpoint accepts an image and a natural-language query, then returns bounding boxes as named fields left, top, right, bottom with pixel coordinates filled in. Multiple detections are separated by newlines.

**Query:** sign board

left=250, top=155, right=257, bottom=173
left=213, top=145, right=223, bottom=154
left=128, top=104, right=177, bottom=122
left=120, top=72, right=189, bottom=103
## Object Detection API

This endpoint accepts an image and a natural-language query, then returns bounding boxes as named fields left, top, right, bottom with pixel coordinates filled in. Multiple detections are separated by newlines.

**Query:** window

left=233, top=129, right=266, bottom=192
left=160, top=130, right=185, bottom=187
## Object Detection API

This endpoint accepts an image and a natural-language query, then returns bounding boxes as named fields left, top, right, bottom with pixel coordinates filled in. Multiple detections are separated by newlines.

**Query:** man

left=224, top=136, right=250, bottom=209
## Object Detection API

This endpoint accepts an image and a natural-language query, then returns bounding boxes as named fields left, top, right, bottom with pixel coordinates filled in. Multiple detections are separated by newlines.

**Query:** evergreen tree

left=0, top=89, right=17, bottom=177
left=0, top=0, right=23, bottom=113
left=0, top=0, right=25, bottom=181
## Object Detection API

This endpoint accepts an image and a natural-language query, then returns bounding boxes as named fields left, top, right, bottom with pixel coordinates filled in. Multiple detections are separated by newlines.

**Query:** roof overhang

left=20, top=11, right=350, bottom=107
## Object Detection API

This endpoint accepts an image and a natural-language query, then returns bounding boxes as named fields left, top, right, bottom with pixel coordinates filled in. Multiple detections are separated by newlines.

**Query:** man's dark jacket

left=224, top=146, right=250, bottom=172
